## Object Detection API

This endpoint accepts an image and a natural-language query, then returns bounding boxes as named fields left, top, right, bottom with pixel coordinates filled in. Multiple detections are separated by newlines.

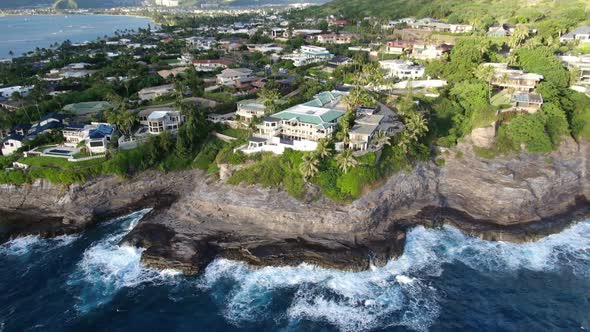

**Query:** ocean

left=0, top=210, right=589, bottom=332
left=0, top=15, right=153, bottom=58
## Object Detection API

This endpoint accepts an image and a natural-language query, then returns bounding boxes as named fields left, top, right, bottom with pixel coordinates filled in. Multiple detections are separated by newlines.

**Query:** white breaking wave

left=0, top=234, right=79, bottom=256
left=200, top=220, right=590, bottom=332
left=67, top=209, right=181, bottom=313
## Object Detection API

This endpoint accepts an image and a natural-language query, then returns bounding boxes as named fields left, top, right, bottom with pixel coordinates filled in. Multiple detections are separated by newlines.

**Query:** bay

left=0, top=14, right=153, bottom=58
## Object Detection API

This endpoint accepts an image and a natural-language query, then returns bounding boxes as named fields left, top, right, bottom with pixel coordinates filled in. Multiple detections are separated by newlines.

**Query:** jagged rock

left=1, top=139, right=589, bottom=274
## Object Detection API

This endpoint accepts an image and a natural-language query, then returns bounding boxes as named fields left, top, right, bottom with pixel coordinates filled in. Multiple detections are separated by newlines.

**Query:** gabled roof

left=40, top=112, right=66, bottom=122
left=6, top=133, right=24, bottom=141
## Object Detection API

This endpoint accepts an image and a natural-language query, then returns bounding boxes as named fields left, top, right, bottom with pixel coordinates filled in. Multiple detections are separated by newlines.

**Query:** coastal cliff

left=1, top=138, right=589, bottom=275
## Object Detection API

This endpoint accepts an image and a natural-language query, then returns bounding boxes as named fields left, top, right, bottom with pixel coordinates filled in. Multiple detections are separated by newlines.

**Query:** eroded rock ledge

left=1, top=138, right=589, bottom=275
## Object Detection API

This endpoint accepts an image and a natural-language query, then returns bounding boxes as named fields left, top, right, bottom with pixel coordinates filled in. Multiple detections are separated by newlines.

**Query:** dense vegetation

left=303, top=0, right=590, bottom=25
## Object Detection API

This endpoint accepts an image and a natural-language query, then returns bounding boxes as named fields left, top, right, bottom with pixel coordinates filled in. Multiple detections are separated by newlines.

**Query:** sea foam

left=0, top=234, right=79, bottom=256
left=67, top=209, right=180, bottom=313
left=200, top=220, right=590, bottom=332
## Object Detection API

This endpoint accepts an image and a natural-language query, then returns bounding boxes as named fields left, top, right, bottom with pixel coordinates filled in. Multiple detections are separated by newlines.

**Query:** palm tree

left=509, top=25, right=530, bottom=49
left=372, top=131, right=391, bottom=148
left=404, top=111, right=429, bottom=142
left=315, top=138, right=333, bottom=159
left=258, top=87, right=281, bottom=114
left=475, top=64, right=496, bottom=102
left=299, top=152, right=320, bottom=180
left=336, top=150, right=359, bottom=174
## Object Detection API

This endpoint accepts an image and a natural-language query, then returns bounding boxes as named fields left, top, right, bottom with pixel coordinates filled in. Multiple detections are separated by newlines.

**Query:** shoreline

left=0, top=13, right=154, bottom=59
left=0, top=138, right=588, bottom=276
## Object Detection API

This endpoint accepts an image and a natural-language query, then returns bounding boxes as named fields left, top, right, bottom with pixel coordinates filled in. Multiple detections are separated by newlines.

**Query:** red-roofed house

left=385, top=40, right=412, bottom=55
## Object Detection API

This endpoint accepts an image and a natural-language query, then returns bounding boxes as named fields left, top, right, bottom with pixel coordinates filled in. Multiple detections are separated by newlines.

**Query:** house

left=63, top=123, right=114, bottom=153
left=270, top=27, right=286, bottom=39
left=216, top=68, right=253, bottom=86
left=348, top=114, right=384, bottom=151
left=62, top=101, right=113, bottom=122
left=316, top=33, right=357, bottom=45
left=239, top=91, right=346, bottom=154
left=411, top=42, right=453, bottom=60
left=408, top=18, right=473, bottom=33
left=379, top=59, right=425, bottom=80
left=147, top=110, right=184, bottom=135
left=561, top=26, right=590, bottom=43
left=560, top=55, right=590, bottom=84
left=487, top=23, right=516, bottom=37
left=484, top=63, right=544, bottom=91
left=384, top=40, right=411, bottom=55
left=185, top=36, right=217, bottom=51
left=155, top=0, right=179, bottom=6
left=328, top=19, right=348, bottom=27
left=86, top=124, right=114, bottom=153
left=0, top=86, right=33, bottom=99
left=158, top=67, right=189, bottom=79
left=138, top=84, right=175, bottom=101
left=247, top=44, right=284, bottom=53
left=63, top=123, right=89, bottom=147
left=29, top=113, right=66, bottom=136
left=236, top=99, right=267, bottom=122
left=325, top=56, right=353, bottom=72
left=193, top=59, right=234, bottom=72
left=282, top=45, right=333, bottom=67
left=509, top=92, right=544, bottom=113
left=1, top=134, right=24, bottom=156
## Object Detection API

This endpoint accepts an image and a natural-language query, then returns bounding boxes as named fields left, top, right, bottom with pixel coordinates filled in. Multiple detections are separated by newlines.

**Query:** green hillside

left=302, top=0, right=590, bottom=23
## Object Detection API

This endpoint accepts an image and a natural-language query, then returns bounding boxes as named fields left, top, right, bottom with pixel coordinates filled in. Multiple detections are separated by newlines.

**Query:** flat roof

left=350, top=123, right=379, bottom=135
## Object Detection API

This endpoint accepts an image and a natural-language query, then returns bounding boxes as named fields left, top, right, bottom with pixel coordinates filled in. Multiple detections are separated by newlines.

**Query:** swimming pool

left=45, top=149, right=74, bottom=156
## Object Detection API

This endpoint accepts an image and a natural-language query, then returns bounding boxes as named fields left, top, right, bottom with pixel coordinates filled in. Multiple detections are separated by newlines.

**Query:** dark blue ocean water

left=1, top=210, right=589, bottom=332
left=0, top=15, right=153, bottom=58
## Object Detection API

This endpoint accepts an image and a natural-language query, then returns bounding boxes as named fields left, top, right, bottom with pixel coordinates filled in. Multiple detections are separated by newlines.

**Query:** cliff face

left=1, top=139, right=589, bottom=274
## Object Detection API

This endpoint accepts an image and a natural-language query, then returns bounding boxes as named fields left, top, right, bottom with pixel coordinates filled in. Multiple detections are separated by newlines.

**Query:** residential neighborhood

left=0, top=1, right=588, bottom=205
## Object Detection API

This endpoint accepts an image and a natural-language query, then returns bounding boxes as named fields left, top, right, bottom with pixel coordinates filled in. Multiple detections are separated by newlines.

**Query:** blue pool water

left=46, top=149, right=73, bottom=155
left=1, top=211, right=589, bottom=332
left=0, top=15, right=153, bottom=58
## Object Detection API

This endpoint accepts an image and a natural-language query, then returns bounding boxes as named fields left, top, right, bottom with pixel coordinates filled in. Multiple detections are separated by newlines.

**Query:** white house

left=379, top=60, right=425, bottom=80
left=0, top=86, right=33, bottom=99
left=561, top=26, right=590, bottom=43
left=236, top=99, right=267, bottom=122
left=147, top=110, right=184, bottom=135
left=282, top=45, right=333, bottom=67
left=1, top=134, right=24, bottom=156
left=216, top=68, right=253, bottom=86
left=185, top=36, right=217, bottom=50
left=247, top=44, right=284, bottom=53
left=138, top=84, right=175, bottom=101
left=411, top=42, right=453, bottom=60
left=62, top=123, right=114, bottom=154
left=193, top=59, right=234, bottom=72
left=239, top=91, right=347, bottom=155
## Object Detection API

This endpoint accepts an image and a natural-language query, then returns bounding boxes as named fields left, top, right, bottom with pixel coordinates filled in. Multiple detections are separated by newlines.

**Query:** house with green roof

left=237, top=90, right=347, bottom=154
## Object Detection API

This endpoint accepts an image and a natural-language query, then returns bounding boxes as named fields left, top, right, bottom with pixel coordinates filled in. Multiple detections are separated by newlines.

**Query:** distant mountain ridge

left=0, top=0, right=140, bottom=9
left=0, top=0, right=327, bottom=9
left=302, top=0, right=590, bottom=21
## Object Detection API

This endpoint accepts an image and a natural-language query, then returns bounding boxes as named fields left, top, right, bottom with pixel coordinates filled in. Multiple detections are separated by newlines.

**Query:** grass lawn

left=577, top=43, right=590, bottom=54
left=491, top=90, right=512, bottom=108
left=577, top=109, right=590, bottom=140
left=164, top=59, right=181, bottom=65
left=19, top=156, right=105, bottom=169
left=221, top=128, right=251, bottom=140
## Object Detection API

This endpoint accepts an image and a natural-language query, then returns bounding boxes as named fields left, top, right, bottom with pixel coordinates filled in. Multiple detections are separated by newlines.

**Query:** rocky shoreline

left=1, top=138, right=589, bottom=275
